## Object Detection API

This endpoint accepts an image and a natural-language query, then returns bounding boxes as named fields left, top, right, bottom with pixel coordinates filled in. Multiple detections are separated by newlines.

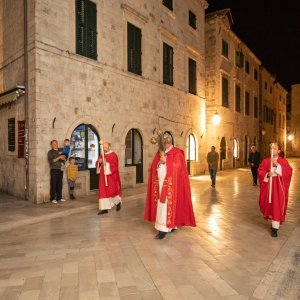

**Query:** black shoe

left=155, top=231, right=167, bottom=239
left=70, top=195, right=76, bottom=200
left=116, top=202, right=122, bottom=211
left=271, top=227, right=278, bottom=237
left=98, top=210, right=108, bottom=215
left=171, top=228, right=177, bottom=233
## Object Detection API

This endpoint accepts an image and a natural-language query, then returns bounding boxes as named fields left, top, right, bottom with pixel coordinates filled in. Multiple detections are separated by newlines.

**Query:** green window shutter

left=87, top=1, right=97, bottom=60
left=235, top=85, right=240, bottom=112
left=245, top=92, right=250, bottom=115
left=76, top=0, right=87, bottom=56
left=127, top=23, right=142, bottom=75
left=189, top=58, right=196, bottom=95
left=163, top=0, right=173, bottom=11
left=8, top=118, right=15, bottom=152
left=222, top=77, right=228, bottom=107
left=163, top=43, right=173, bottom=85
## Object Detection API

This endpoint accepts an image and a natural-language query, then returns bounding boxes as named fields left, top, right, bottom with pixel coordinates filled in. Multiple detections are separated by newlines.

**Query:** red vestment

left=144, top=147, right=196, bottom=228
left=258, top=157, right=292, bottom=223
left=97, top=151, right=122, bottom=200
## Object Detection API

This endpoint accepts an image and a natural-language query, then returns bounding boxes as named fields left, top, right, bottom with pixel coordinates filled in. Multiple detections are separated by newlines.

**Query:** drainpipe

left=24, top=0, right=29, bottom=200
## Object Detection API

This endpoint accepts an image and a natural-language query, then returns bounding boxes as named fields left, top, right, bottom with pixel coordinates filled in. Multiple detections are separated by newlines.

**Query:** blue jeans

left=209, top=169, right=217, bottom=186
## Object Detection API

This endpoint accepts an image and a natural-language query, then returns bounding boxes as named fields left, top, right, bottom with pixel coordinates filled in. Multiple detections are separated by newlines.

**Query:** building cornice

left=121, top=3, right=148, bottom=23
left=158, top=26, right=178, bottom=43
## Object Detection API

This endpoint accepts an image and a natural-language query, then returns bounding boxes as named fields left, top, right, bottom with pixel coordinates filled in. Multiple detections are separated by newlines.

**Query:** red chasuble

left=258, top=157, right=292, bottom=224
left=97, top=152, right=122, bottom=199
left=144, top=147, right=196, bottom=228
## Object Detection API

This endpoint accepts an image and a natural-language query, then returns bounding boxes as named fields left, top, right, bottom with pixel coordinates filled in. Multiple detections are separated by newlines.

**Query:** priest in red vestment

left=258, top=143, right=292, bottom=237
left=145, top=139, right=196, bottom=239
left=96, top=142, right=122, bottom=215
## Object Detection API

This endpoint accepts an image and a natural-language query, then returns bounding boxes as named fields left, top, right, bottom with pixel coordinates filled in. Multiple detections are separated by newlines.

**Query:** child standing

left=66, top=157, right=78, bottom=199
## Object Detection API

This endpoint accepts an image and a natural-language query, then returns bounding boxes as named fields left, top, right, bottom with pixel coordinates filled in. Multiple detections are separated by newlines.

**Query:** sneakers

left=59, top=199, right=66, bottom=202
left=52, top=200, right=58, bottom=204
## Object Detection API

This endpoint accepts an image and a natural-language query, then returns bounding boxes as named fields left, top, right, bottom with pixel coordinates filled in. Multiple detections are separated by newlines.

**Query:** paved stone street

left=0, top=159, right=299, bottom=300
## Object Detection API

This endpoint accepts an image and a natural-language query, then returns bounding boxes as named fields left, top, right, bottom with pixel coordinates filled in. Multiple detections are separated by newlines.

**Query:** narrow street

left=0, top=159, right=299, bottom=300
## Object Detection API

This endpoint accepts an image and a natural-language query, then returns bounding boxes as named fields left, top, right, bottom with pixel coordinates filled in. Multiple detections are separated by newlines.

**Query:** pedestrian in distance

left=248, top=145, right=260, bottom=186
left=207, top=146, right=219, bottom=188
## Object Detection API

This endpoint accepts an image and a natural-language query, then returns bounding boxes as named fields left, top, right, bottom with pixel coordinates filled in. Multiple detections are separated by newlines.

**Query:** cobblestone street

left=0, top=159, right=299, bottom=300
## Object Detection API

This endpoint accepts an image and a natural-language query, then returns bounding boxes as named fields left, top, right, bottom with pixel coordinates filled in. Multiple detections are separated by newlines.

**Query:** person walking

left=258, top=143, right=292, bottom=237
left=145, top=135, right=196, bottom=240
left=96, top=142, right=122, bottom=215
left=248, top=145, right=260, bottom=186
left=207, top=146, right=219, bottom=188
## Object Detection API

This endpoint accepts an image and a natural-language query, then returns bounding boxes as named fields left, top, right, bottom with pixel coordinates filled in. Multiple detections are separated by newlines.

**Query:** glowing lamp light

left=212, top=112, right=221, bottom=125
left=287, top=134, right=293, bottom=141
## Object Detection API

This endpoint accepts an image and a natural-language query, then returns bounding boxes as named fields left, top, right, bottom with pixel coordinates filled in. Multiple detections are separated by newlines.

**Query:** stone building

left=259, top=67, right=287, bottom=159
left=0, top=0, right=208, bottom=203
left=286, top=84, right=300, bottom=157
left=205, top=9, right=261, bottom=170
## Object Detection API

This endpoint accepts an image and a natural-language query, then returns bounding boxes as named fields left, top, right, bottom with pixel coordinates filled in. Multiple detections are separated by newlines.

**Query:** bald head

left=103, top=141, right=111, bottom=153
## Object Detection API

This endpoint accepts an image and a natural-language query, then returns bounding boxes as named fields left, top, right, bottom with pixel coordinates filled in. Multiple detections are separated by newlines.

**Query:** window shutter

left=128, top=23, right=142, bottom=75
left=87, top=1, right=97, bottom=60
left=76, top=0, right=86, bottom=56
left=8, top=118, right=16, bottom=152
left=222, top=77, right=228, bottom=107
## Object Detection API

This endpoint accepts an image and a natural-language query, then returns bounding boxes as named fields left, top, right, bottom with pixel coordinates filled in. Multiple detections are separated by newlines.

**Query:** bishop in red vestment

left=258, top=143, right=292, bottom=237
left=144, top=143, right=196, bottom=239
left=96, top=142, right=122, bottom=215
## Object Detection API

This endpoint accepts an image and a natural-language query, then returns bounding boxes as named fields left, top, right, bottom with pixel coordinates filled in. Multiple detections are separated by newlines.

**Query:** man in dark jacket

left=48, top=140, right=66, bottom=203
left=248, top=145, right=260, bottom=186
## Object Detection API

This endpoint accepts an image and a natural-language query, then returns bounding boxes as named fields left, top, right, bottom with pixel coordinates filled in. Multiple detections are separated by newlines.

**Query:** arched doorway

left=186, top=133, right=196, bottom=175
left=70, top=124, right=100, bottom=190
left=244, top=135, right=249, bottom=166
left=233, top=138, right=239, bottom=168
left=220, top=137, right=226, bottom=170
left=125, top=129, right=143, bottom=183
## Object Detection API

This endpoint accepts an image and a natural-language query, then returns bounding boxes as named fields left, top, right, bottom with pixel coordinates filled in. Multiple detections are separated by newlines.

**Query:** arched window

left=70, top=124, right=100, bottom=190
left=186, top=133, right=196, bottom=161
left=125, top=128, right=143, bottom=183
left=233, top=138, right=239, bottom=158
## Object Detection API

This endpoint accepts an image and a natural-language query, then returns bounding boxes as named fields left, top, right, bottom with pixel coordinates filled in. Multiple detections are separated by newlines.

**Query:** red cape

left=144, top=147, right=196, bottom=228
left=258, top=157, right=292, bottom=223
left=97, top=152, right=122, bottom=199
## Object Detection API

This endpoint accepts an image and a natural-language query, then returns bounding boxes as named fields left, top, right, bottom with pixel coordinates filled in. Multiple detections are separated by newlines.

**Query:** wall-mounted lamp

left=261, top=128, right=266, bottom=136
left=212, top=111, right=221, bottom=125
left=287, top=134, right=293, bottom=141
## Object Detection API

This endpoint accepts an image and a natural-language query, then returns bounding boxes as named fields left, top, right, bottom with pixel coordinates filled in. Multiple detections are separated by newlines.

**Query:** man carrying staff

left=258, top=143, right=292, bottom=237
left=96, top=141, right=122, bottom=215
left=144, top=131, right=196, bottom=239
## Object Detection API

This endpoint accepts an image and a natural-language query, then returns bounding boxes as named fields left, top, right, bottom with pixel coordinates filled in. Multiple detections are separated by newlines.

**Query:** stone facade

left=0, top=0, right=208, bottom=203
left=287, top=84, right=300, bottom=156
left=205, top=9, right=261, bottom=170
left=259, top=67, right=287, bottom=159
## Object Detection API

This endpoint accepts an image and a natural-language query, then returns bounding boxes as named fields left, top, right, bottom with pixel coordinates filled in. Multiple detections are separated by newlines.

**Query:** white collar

left=165, top=146, right=173, bottom=153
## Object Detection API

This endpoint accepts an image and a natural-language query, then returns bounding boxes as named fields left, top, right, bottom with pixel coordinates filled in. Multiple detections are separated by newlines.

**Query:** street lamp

left=287, top=134, right=293, bottom=141
left=212, top=112, right=221, bottom=125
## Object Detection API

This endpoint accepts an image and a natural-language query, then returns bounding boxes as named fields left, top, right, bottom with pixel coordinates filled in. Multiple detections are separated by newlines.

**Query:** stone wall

left=30, top=0, right=208, bottom=203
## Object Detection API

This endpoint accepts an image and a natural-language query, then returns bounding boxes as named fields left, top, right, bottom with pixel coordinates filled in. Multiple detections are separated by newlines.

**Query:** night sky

left=206, top=0, right=300, bottom=91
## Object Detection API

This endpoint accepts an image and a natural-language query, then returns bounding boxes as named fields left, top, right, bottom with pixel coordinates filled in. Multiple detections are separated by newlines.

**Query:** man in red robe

left=258, top=143, right=292, bottom=237
left=96, top=142, right=122, bottom=215
left=144, top=141, right=196, bottom=239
